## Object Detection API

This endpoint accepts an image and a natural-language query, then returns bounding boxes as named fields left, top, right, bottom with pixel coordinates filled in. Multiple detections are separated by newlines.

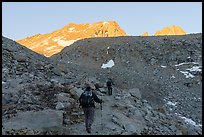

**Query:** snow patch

left=175, top=113, right=202, bottom=127
left=30, top=44, right=42, bottom=49
left=89, top=24, right=93, bottom=28
left=51, top=49, right=62, bottom=52
left=106, top=47, right=111, bottom=54
left=45, top=46, right=57, bottom=50
left=68, top=27, right=75, bottom=32
left=101, top=59, right=115, bottom=68
left=44, top=55, right=49, bottom=57
left=180, top=71, right=195, bottom=78
left=161, top=65, right=167, bottom=68
left=167, top=101, right=178, bottom=106
left=57, top=40, right=76, bottom=47
left=175, top=62, right=199, bottom=66
left=186, top=66, right=202, bottom=72
left=53, top=37, right=63, bottom=42
left=103, top=21, right=109, bottom=25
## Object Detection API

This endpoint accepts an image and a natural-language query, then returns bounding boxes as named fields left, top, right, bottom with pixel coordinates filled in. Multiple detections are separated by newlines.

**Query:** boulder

left=56, top=93, right=70, bottom=103
left=3, top=109, right=63, bottom=133
left=123, top=123, right=137, bottom=133
left=128, top=88, right=141, bottom=100
left=55, top=102, right=71, bottom=110
left=69, top=87, right=84, bottom=99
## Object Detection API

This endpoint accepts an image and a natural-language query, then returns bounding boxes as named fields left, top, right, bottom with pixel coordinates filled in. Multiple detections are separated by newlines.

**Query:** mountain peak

left=17, top=21, right=127, bottom=57
left=155, top=25, right=186, bottom=36
left=141, top=32, right=148, bottom=36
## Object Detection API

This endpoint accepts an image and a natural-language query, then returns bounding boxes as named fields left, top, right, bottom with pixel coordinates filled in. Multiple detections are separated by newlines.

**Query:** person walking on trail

left=79, top=86, right=102, bottom=133
left=106, top=78, right=114, bottom=96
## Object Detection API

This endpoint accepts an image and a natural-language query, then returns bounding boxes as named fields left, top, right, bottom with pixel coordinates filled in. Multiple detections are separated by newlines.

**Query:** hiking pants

left=83, top=107, right=95, bottom=130
left=108, top=87, right=112, bottom=95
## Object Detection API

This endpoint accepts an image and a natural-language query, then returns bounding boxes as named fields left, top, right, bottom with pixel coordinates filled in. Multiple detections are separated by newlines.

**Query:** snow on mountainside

left=16, top=21, right=127, bottom=57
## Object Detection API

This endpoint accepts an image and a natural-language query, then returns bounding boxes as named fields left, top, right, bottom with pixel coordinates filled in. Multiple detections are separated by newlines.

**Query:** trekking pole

left=100, top=98, right=103, bottom=131
left=100, top=103, right=102, bottom=117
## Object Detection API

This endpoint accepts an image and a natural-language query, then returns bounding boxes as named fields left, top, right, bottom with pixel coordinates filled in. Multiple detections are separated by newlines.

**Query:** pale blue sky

left=2, top=2, right=202, bottom=40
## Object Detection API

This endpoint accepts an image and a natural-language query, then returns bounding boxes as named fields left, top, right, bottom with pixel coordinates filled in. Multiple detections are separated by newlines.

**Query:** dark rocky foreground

left=2, top=34, right=202, bottom=135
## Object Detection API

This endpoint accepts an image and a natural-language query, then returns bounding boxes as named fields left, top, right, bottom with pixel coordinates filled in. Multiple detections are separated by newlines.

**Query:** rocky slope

left=51, top=33, right=202, bottom=133
left=2, top=34, right=202, bottom=135
left=16, top=21, right=127, bottom=57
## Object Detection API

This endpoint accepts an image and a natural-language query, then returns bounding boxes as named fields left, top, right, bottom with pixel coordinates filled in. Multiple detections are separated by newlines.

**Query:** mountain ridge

left=17, top=21, right=127, bottom=57
left=141, top=25, right=186, bottom=36
left=17, top=22, right=187, bottom=57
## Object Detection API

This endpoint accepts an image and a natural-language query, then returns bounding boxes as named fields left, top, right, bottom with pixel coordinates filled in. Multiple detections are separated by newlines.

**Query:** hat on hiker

left=86, top=86, right=91, bottom=91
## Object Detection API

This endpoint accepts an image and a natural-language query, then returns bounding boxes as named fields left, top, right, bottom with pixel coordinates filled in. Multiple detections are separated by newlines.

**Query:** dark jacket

left=79, top=90, right=102, bottom=108
left=106, top=79, right=114, bottom=87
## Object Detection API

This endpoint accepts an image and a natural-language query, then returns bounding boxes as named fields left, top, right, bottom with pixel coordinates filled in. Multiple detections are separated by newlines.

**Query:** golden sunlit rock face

left=154, top=25, right=186, bottom=36
left=17, top=21, right=127, bottom=57
left=141, top=32, right=148, bottom=36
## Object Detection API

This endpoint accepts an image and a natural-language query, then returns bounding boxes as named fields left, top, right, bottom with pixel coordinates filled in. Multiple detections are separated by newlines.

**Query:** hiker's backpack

left=79, top=91, right=94, bottom=107
left=107, top=80, right=112, bottom=87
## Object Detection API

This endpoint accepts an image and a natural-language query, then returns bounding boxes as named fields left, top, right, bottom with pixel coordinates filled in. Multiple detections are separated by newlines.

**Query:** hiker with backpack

left=79, top=85, right=102, bottom=133
left=106, top=78, right=114, bottom=96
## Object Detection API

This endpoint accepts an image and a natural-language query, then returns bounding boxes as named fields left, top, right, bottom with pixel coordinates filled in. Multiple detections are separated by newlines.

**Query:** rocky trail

left=57, top=87, right=143, bottom=135
left=68, top=94, right=114, bottom=135
left=51, top=85, right=202, bottom=135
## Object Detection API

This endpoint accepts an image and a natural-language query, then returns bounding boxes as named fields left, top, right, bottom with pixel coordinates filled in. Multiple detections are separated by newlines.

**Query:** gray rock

left=55, top=102, right=65, bottom=110
left=56, top=93, right=70, bottom=103
left=99, top=88, right=107, bottom=94
left=8, top=78, right=23, bottom=88
left=169, top=124, right=177, bottom=132
left=123, top=123, right=136, bottom=133
left=69, top=87, right=84, bottom=99
left=104, top=123, right=117, bottom=130
left=2, top=88, right=20, bottom=104
left=128, top=88, right=141, bottom=99
left=55, top=102, right=71, bottom=110
left=186, top=124, right=202, bottom=135
left=3, top=109, right=63, bottom=133
left=14, top=54, right=27, bottom=62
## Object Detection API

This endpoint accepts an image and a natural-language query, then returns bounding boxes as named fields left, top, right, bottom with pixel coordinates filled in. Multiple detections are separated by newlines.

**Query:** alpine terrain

left=2, top=32, right=202, bottom=135
left=16, top=21, right=127, bottom=57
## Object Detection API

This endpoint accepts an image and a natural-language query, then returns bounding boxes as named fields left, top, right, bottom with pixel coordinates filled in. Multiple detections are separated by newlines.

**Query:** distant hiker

left=106, top=78, right=114, bottom=95
left=79, top=86, right=102, bottom=133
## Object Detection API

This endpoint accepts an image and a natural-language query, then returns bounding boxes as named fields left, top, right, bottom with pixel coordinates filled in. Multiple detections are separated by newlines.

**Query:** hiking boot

left=86, top=128, right=91, bottom=133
